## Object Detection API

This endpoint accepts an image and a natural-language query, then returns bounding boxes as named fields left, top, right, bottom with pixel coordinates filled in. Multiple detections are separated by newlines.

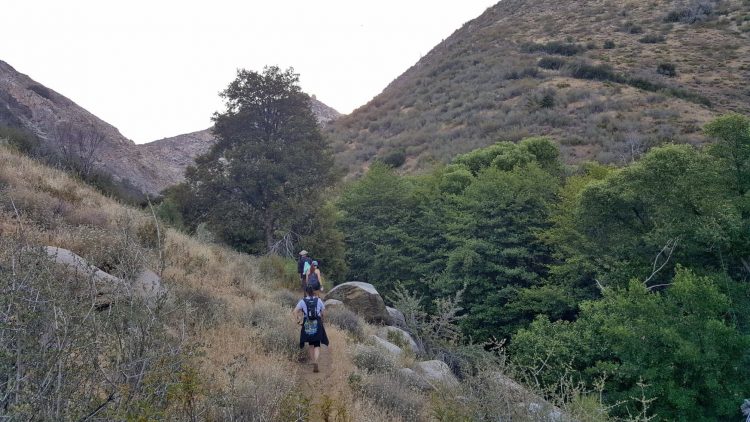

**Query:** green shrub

left=0, top=125, right=41, bottom=155
left=565, top=61, right=619, bottom=82
left=537, top=56, right=567, bottom=70
left=354, top=373, right=424, bottom=420
left=664, top=4, right=714, bottom=24
left=639, top=33, right=666, bottom=43
left=505, top=67, right=540, bottom=79
left=379, top=149, right=406, bottom=168
left=622, top=22, right=644, bottom=34
left=521, top=41, right=585, bottom=56
left=352, top=344, right=397, bottom=373
left=258, top=255, right=298, bottom=287
left=326, top=306, right=365, bottom=340
left=657, top=62, right=677, bottom=77
left=603, top=39, right=616, bottom=49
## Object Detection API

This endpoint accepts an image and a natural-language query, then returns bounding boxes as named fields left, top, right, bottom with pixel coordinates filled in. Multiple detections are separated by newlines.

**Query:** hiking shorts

left=305, top=341, right=321, bottom=348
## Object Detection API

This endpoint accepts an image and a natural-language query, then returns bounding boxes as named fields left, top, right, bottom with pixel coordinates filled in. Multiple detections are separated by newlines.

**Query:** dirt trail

left=298, top=325, right=356, bottom=421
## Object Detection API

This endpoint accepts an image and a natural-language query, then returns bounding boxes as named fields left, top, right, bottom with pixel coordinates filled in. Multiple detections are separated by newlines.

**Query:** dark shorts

left=305, top=341, right=321, bottom=348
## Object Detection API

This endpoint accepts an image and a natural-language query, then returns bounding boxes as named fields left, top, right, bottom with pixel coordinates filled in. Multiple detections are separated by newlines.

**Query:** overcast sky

left=1, top=0, right=496, bottom=144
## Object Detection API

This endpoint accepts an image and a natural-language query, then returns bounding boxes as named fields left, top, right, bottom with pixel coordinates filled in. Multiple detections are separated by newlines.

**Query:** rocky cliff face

left=0, top=59, right=342, bottom=195
left=0, top=60, right=169, bottom=194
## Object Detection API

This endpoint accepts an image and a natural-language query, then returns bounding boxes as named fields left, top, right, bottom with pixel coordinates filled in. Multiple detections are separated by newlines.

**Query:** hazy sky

left=1, top=0, right=497, bottom=144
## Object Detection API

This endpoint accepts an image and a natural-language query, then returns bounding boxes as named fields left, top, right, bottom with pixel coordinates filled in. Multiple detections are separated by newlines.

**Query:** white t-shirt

left=295, top=297, right=325, bottom=316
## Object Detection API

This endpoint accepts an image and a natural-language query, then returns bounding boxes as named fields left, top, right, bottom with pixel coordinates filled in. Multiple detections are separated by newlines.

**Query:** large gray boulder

left=413, top=360, right=459, bottom=388
left=325, top=281, right=390, bottom=323
left=43, top=246, right=163, bottom=306
left=397, top=367, right=432, bottom=391
left=386, top=306, right=406, bottom=326
left=324, top=298, right=344, bottom=310
left=370, top=335, right=403, bottom=357
left=376, top=326, right=421, bottom=354
left=133, top=268, right=165, bottom=299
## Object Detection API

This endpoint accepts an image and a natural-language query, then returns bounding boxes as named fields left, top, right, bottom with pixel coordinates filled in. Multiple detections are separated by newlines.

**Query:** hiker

left=293, top=285, right=329, bottom=372
left=298, top=250, right=312, bottom=290
left=306, top=260, right=323, bottom=293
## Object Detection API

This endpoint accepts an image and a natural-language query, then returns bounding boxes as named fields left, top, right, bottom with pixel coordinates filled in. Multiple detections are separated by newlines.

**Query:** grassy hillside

left=327, top=0, right=750, bottom=176
left=1, top=144, right=612, bottom=420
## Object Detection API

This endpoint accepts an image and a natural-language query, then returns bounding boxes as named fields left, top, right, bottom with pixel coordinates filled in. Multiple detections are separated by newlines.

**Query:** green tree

left=337, top=162, right=425, bottom=290
left=511, top=268, right=750, bottom=420
left=704, top=113, right=750, bottom=196
left=572, top=145, right=739, bottom=288
left=441, top=163, right=559, bottom=340
left=182, top=66, right=338, bottom=253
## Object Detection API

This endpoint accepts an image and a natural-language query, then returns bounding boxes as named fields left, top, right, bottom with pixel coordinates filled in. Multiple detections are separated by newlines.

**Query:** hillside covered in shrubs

left=327, top=0, right=750, bottom=176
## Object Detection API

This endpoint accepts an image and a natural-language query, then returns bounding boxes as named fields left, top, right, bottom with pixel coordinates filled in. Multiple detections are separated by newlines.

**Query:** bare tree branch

left=644, top=237, right=680, bottom=288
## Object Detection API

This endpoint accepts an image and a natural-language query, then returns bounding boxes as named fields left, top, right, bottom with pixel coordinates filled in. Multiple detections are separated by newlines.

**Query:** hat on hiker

left=312, top=260, right=319, bottom=266
left=299, top=250, right=308, bottom=256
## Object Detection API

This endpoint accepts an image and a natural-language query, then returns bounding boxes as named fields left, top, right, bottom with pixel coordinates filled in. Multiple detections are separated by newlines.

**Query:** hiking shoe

left=313, top=363, right=319, bottom=373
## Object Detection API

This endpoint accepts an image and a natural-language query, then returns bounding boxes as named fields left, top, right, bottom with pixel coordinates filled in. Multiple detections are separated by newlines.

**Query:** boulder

left=370, top=335, right=403, bottom=356
left=376, top=326, right=421, bottom=354
left=134, top=268, right=165, bottom=299
left=43, top=246, right=162, bottom=305
left=413, top=360, right=459, bottom=388
left=398, top=367, right=432, bottom=391
left=324, top=298, right=344, bottom=310
left=44, top=246, right=122, bottom=306
left=386, top=306, right=406, bottom=326
left=489, top=372, right=568, bottom=421
left=325, top=281, right=390, bottom=323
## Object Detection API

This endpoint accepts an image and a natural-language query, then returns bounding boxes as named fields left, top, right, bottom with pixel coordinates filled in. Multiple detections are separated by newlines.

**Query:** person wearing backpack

left=306, top=260, right=324, bottom=293
left=297, top=250, right=312, bottom=290
left=293, top=285, right=329, bottom=372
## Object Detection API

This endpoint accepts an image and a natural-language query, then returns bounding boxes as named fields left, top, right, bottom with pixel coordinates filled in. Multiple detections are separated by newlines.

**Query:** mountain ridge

left=0, top=59, right=341, bottom=195
left=326, top=0, right=750, bottom=176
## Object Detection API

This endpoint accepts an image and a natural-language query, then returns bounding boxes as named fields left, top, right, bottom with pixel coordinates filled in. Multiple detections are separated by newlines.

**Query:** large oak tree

left=184, top=66, right=337, bottom=253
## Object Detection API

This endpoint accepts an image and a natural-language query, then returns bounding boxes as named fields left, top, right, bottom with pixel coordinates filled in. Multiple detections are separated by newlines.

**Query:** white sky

left=1, top=0, right=497, bottom=144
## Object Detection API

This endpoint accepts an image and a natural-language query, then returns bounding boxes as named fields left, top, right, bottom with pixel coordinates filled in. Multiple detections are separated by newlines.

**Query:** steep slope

left=0, top=59, right=342, bottom=195
left=0, top=60, right=164, bottom=194
left=139, top=98, right=341, bottom=191
left=327, top=0, right=750, bottom=176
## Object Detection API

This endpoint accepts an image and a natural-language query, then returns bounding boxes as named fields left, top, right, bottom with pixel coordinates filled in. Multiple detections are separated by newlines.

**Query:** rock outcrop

left=371, top=335, right=403, bottom=357
left=376, top=325, right=421, bottom=354
left=43, top=246, right=163, bottom=306
left=324, top=298, right=344, bottom=310
left=413, top=360, right=459, bottom=388
left=325, top=281, right=390, bottom=323
left=386, top=306, right=406, bottom=326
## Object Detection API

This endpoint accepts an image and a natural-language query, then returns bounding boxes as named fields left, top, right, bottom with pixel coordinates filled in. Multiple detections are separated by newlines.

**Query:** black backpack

left=303, top=297, right=319, bottom=321
left=307, top=272, right=321, bottom=291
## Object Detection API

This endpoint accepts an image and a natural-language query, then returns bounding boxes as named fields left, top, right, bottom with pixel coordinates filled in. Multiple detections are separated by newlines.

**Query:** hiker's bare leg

left=308, top=345, right=315, bottom=361
left=313, top=346, right=320, bottom=363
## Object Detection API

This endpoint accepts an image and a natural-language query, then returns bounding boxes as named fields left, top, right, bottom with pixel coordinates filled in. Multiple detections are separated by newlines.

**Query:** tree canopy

left=178, top=66, right=339, bottom=254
